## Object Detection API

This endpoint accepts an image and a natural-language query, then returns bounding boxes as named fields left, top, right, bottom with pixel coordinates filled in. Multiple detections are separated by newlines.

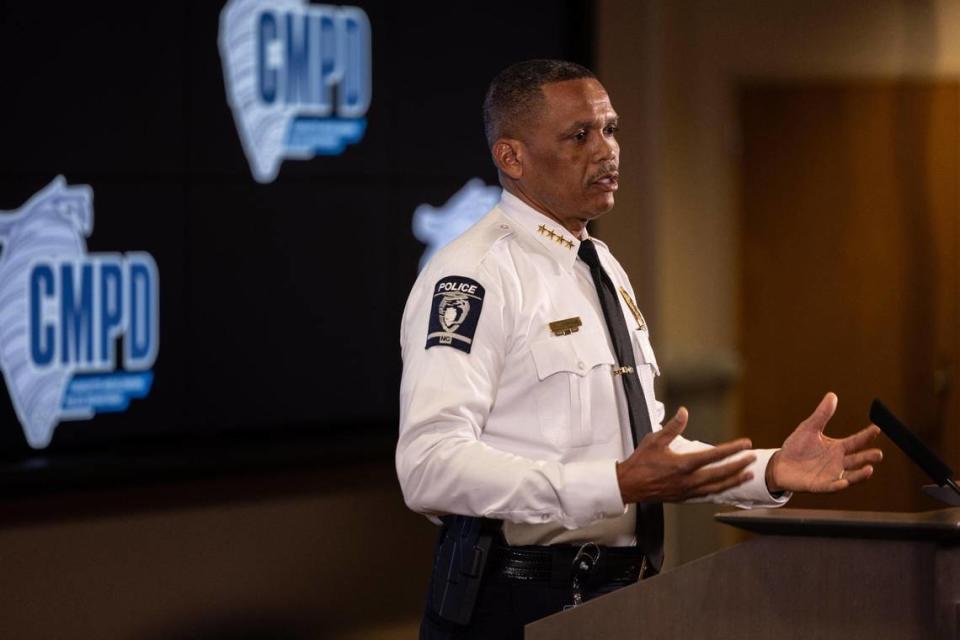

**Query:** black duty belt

left=491, top=542, right=648, bottom=588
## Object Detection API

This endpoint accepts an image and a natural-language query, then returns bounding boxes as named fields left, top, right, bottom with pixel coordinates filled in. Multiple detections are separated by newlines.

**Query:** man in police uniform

left=397, top=60, right=883, bottom=639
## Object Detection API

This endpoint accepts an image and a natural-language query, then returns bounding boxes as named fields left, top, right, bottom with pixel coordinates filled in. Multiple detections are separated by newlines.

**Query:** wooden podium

left=526, top=508, right=960, bottom=639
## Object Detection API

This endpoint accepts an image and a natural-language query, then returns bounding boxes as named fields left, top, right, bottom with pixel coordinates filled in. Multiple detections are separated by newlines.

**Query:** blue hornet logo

left=0, top=177, right=159, bottom=449
left=219, top=0, right=373, bottom=183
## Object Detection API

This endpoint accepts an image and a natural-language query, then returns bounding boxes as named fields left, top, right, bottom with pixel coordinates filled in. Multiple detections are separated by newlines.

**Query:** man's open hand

left=617, top=407, right=756, bottom=504
left=766, top=392, right=883, bottom=493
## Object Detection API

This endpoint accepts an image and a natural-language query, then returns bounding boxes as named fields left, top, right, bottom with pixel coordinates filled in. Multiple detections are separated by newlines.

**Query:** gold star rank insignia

left=536, top=223, right=574, bottom=250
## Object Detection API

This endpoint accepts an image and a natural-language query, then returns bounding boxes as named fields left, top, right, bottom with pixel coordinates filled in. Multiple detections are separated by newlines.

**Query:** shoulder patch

left=426, top=276, right=485, bottom=353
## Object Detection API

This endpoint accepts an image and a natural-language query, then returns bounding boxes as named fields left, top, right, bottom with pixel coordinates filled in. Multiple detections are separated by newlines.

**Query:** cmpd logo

left=219, top=0, right=373, bottom=183
left=0, top=177, right=159, bottom=449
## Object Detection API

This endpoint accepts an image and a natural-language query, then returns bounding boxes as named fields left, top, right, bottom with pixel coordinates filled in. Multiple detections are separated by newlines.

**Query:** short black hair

left=482, top=59, right=596, bottom=149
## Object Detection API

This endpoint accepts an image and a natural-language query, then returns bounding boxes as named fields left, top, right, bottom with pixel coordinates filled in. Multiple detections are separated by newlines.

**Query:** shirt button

left=499, top=224, right=509, bottom=230
left=577, top=361, right=585, bottom=370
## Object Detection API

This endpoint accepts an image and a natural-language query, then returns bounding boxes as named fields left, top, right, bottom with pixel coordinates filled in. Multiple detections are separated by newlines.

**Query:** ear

left=492, top=138, right=523, bottom=180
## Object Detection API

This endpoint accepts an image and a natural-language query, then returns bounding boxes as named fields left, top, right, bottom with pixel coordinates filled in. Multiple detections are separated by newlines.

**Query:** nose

left=593, top=130, right=618, bottom=163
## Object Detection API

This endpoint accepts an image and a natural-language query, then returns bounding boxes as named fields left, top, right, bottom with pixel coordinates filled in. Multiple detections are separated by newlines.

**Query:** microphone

left=869, top=399, right=960, bottom=498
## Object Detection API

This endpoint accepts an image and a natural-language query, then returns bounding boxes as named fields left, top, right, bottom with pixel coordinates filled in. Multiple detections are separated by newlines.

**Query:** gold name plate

left=549, top=317, right=582, bottom=336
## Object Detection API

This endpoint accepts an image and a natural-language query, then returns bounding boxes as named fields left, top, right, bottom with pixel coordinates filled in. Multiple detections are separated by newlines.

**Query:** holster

left=426, top=515, right=500, bottom=626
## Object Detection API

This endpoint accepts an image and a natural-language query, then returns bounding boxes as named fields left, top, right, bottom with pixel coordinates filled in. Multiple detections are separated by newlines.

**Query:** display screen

left=0, top=1, right=592, bottom=464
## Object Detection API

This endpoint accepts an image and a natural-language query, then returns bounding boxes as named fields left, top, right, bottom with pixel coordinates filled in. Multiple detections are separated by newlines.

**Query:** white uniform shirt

left=397, top=191, right=788, bottom=546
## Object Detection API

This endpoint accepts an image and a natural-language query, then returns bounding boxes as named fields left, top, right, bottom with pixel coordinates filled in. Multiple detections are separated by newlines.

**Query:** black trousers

left=419, top=569, right=637, bottom=639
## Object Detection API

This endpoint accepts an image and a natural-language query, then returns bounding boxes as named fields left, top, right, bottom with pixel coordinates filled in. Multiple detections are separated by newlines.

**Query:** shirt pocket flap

left=530, top=335, right=615, bottom=380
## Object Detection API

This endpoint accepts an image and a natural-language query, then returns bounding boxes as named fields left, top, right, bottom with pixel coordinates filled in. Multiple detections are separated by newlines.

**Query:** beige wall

left=596, top=0, right=960, bottom=567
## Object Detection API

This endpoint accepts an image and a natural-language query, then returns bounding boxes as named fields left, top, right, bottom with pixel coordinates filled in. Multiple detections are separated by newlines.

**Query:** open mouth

left=591, top=172, right=619, bottom=192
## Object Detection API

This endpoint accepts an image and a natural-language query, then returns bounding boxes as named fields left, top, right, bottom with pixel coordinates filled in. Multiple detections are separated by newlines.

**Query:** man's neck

left=501, top=184, right=587, bottom=239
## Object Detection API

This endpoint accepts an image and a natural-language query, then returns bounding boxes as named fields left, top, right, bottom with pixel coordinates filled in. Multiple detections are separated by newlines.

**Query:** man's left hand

left=766, top=392, right=883, bottom=493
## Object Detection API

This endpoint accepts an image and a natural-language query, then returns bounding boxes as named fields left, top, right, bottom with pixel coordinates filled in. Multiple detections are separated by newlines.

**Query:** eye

left=604, top=124, right=619, bottom=136
left=573, top=129, right=587, bottom=141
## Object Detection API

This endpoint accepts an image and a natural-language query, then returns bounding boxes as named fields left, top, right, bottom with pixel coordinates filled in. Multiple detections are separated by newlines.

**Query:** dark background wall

left=0, top=0, right=591, bottom=452
left=0, top=1, right=592, bottom=637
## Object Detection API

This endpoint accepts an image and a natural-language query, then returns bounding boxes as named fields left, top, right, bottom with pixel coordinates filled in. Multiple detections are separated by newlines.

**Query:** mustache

left=587, top=163, right=619, bottom=183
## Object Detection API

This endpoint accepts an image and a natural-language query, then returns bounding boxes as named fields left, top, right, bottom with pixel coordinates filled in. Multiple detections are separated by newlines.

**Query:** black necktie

left=578, top=239, right=664, bottom=573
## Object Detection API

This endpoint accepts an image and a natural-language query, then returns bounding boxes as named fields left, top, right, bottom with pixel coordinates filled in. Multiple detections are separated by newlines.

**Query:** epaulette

left=429, top=208, right=514, bottom=272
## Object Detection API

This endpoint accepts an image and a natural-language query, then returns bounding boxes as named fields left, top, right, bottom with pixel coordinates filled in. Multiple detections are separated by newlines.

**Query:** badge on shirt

left=618, top=287, right=647, bottom=331
left=426, top=276, right=485, bottom=353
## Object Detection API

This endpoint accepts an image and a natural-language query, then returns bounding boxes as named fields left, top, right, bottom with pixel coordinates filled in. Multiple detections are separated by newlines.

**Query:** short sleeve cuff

left=559, top=458, right=627, bottom=528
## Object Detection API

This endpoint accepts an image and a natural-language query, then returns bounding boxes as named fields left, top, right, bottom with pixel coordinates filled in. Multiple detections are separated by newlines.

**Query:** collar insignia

left=536, top=224, right=574, bottom=250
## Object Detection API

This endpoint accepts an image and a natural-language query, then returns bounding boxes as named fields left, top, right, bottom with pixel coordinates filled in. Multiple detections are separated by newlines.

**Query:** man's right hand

left=616, top=407, right=755, bottom=504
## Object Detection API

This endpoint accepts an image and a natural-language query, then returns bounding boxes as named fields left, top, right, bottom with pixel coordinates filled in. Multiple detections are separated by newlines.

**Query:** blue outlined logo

left=219, top=0, right=373, bottom=183
left=412, top=179, right=501, bottom=270
left=0, top=177, right=159, bottom=449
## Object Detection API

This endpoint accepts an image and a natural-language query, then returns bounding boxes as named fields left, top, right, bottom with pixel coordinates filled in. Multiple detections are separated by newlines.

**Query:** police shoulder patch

left=426, top=276, right=485, bottom=353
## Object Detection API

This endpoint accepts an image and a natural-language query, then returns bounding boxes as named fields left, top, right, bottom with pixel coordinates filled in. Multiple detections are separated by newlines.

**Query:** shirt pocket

left=529, top=334, right=616, bottom=448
